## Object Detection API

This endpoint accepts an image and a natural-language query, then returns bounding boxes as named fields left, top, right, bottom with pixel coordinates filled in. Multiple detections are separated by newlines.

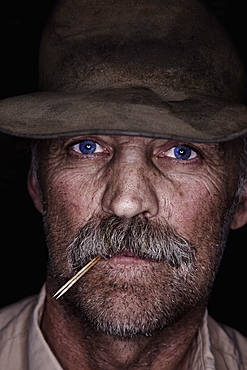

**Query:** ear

left=231, top=182, right=247, bottom=230
left=27, top=166, right=43, bottom=213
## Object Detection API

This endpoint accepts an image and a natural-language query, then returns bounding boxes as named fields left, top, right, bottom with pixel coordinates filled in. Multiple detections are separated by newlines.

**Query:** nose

left=102, top=148, right=159, bottom=219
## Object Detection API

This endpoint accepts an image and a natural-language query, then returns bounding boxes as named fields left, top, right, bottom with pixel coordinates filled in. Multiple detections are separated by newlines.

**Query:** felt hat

left=0, top=0, right=247, bottom=142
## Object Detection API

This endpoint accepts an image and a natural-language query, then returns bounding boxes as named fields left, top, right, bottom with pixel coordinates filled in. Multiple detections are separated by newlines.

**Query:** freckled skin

left=29, top=136, right=243, bottom=369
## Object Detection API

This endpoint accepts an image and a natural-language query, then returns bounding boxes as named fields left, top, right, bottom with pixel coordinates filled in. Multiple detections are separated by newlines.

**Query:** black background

left=0, top=0, right=247, bottom=337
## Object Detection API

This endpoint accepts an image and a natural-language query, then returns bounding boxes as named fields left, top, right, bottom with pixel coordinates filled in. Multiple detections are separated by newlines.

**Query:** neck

left=41, top=292, right=206, bottom=370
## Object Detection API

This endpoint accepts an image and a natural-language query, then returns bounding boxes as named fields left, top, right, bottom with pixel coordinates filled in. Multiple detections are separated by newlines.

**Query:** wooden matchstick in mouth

left=53, top=256, right=101, bottom=299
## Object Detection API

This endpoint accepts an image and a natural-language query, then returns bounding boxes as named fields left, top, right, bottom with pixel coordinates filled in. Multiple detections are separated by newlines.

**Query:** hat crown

left=39, top=0, right=246, bottom=103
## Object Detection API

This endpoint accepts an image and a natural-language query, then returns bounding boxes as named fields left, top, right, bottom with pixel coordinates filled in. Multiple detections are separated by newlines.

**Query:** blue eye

left=71, top=139, right=106, bottom=155
left=174, top=146, right=192, bottom=160
left=78, top=140, right=97, bottom=154
left=162, top=145, right=197, bottom=160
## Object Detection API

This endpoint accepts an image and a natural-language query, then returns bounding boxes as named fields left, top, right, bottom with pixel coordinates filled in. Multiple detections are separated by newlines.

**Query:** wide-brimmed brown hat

left=0, top=0, right=247, bottom=142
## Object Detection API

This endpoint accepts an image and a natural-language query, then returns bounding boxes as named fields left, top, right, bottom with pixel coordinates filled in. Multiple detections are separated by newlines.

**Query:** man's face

left=31, top=135, right=241, bottom=337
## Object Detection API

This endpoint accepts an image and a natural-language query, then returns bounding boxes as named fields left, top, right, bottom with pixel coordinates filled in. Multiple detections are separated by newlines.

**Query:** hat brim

left=0, top=87, right=247, bottom=142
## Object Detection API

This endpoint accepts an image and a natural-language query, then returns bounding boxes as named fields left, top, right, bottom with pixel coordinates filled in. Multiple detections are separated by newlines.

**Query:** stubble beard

left=44, top=214, right=228, bottom=338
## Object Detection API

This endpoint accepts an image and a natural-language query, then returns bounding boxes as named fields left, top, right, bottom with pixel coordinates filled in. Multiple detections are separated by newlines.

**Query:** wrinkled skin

left=28, top=136, right=247, bottom=369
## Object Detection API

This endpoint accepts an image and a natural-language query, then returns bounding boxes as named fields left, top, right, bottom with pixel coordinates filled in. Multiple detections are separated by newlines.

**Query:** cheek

left=164, top=174, right=230, bottom=244
left=42, top=170, right=104, bottom=243
left=163, top=172, right=236, bottom=280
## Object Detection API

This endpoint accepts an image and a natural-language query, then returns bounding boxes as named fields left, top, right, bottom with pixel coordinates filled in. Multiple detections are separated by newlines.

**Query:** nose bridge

left=102, top=146, right=158, bottom=218
left=117, top=147, right=145, bottom=191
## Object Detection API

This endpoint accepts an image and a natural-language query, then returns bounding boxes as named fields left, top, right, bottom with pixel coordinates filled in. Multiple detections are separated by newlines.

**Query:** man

left=0, top=0, right=247, bottom=369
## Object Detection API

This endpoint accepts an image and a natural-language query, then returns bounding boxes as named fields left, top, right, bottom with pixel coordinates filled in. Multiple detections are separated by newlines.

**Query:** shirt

left=0, top=285, right=247, bottom=369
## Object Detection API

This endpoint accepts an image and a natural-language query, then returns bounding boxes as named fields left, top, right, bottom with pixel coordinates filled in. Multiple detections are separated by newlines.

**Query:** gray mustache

left=67, top=216, right=195, bottom=270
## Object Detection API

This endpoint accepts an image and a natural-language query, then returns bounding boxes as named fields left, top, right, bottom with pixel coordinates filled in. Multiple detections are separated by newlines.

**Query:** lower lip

left=108, top=255, right=148, bottom=265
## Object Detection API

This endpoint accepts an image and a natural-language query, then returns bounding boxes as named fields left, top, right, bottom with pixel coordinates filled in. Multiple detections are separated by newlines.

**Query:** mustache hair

left=67, top=215, right=195, bottom=270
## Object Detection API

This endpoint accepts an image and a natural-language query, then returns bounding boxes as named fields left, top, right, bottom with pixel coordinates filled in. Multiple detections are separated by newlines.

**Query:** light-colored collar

left=188, top=312, right=216, bottom=369
left=29, top=285, right=62, bottom=370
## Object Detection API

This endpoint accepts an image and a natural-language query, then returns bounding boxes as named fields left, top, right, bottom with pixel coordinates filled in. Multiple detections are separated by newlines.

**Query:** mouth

left=107, top=252, right=157, bottom=268
left=111, top=254, right=142, bottom=261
